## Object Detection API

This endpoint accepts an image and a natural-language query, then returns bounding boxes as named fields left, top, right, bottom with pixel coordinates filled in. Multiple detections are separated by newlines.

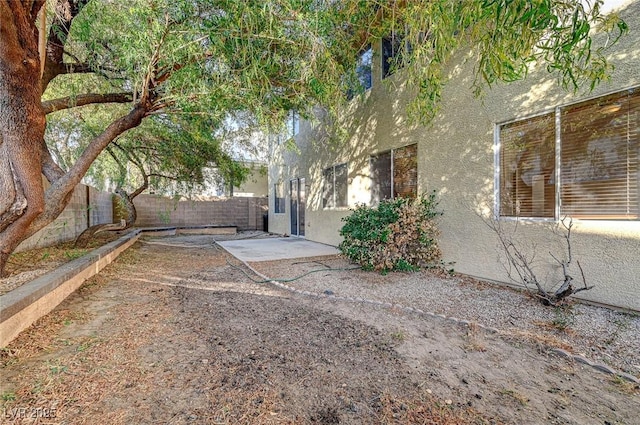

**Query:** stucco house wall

left=268, top=1, right=640, bottom=310
left=234, top=164, right=268, bottom=197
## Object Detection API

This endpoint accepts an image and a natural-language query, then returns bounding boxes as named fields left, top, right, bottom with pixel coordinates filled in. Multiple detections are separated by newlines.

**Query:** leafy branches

left=339, top=193, right=442, bottom=273
left=359, top=0, right=629, bottom=124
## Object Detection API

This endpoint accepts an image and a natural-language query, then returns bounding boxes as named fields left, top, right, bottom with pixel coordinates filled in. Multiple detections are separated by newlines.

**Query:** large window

left=371, top=144, right=417, bottom=205
left=498, top=87, right=639, bottom=220
left=274, top=182, right=285, bottom=213
left=322, top=163, right=348, bottom=209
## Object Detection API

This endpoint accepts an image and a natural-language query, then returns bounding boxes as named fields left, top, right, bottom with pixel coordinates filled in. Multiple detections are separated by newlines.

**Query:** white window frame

left=322, top=163, right=348, bottom=209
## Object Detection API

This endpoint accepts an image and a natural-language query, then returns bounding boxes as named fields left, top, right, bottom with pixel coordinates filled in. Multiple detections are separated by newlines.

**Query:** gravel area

left=248, top=255, right=640, bottom=378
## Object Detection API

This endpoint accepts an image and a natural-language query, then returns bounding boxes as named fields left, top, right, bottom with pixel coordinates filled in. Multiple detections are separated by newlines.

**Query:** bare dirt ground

left=1, top=234, right=638, bottom=424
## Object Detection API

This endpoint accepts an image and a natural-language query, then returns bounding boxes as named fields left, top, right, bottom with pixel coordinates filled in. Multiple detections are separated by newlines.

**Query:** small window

left=382, top=30, right=405, bottom=79
left=323, top=163, right=348, bottom=209
left=274, top=182, right=285, bottom=213
left=371, top=144, right=417, bottom=205
left=288, top=111, right=299, bottom=137
left=393, top=144, right=418, bottom=199
left=357, top=47, right=373, bottom=90
left=346, top=47, right=373, bottom=100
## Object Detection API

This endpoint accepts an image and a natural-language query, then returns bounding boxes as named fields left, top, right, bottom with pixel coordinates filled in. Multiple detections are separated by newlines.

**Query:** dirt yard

left=1, top=234, right=638, bottom=424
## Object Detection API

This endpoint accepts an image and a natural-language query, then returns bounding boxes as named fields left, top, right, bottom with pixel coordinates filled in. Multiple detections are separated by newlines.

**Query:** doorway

left=290, top=178, right=305, bottom=236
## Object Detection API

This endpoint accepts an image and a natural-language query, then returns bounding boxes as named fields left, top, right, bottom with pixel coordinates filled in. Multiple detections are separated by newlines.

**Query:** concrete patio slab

left=217, top=237, right=339, bottom=262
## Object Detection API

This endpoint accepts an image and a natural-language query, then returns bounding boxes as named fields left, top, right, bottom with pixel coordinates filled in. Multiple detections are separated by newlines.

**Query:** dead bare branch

left=482, top=214, right=593, bottom=306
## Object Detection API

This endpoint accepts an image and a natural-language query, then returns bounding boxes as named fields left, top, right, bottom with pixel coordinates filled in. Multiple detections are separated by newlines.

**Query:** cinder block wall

left=16, top=183, right=114, bottom=253
left=89, top=186, right=114, bottom=226
left=133, top=195, right=268, bottom=231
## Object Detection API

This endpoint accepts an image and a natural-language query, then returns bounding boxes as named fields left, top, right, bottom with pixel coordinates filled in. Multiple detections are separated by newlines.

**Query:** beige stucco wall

left=269, top=1, right=640, bottom=310
left=234, top=164, right=268, bottom=197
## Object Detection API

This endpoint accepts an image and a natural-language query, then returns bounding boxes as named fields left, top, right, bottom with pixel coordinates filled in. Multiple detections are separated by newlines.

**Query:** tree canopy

left=0, top=0, right=628, bottom=274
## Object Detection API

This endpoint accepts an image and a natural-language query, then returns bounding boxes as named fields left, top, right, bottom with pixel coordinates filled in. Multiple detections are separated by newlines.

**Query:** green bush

left=338, top=192, right=442, bottom=272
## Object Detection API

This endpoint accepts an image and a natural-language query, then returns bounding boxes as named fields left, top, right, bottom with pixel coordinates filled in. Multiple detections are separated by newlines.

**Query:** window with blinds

left=371, top=151, right=392, bottom=205
left=370, top=144, right=417, bottom=206
left=497, top=87, right=639, bottom=220
left=393, top=144, right=418, bottom=199
left=499, top=113, right=556, bottom=218
left=560, top=89, right=639, bottom=219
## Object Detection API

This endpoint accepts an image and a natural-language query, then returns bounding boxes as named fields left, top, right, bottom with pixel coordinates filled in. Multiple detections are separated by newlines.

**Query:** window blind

left=393, top=144, right=418, bottom=199
left=322, top=167, right=335, bottom=209
left=334, top=163, right=348, bottom=208
left=499, top=113, right=556, bottom=218
left=560, top=89, right=639, bottom=219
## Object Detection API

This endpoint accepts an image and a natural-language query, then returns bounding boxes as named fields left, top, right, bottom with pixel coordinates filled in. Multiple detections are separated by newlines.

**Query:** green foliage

left=41, top=0, right=629, bottom=192
left=1, top=391, right=16, bottom=402
left=550, top=306, right=576, bottom=331
left=339, top=193, right=442, bottom=273
left=63, top=248, right=88, bottom=260
left=365, top=0, right=629, bottom=124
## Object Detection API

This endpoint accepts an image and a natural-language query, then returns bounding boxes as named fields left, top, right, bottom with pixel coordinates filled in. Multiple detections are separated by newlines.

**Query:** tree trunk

left=0, top=1, right=47, bottom=276
left=115, top=188, right=138, bottom=227
left=0, top=1, right=150, bottom=276
left=74, top=188, right=137, bottom=248
left=20, top=105, right=147, bottom=243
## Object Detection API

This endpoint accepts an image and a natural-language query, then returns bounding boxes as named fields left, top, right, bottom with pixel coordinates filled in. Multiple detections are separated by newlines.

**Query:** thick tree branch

left=42, top=92, right=133, bottom=114
left=40, top=138, right=65, bottom=183
left=129, top=171, right=149, bottom=200
left=24, top=103, right=149, bottom=239
left=30, top=0, right=46, bottom=19
left=42, top=0, right=89, bottom=92
left=106, top=142, right=149, bottom=199
left=67, top=103, right=148, bottom=189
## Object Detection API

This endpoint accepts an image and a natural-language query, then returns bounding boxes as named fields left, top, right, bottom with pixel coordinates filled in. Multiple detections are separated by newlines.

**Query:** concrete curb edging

left=139, top=225, right=237, bottom=237
left=0, top=230, right=141, bottom=348
left=217, top=245, right=640, bottom=385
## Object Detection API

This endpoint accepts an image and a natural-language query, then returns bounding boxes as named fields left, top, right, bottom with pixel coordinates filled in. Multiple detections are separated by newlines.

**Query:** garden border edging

left=0, top=230, right=141, bottom=348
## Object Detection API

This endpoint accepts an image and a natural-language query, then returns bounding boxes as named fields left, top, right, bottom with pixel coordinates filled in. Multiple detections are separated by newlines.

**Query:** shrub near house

left=339, top=193, right=442, bottom=273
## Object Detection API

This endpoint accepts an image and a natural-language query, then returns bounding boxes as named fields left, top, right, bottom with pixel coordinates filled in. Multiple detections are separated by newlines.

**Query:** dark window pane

left=382, top=32, right=404, bottom=79
left=371, top=152, right=392, bottom=205
left=274, top=183, right=285, bottom=213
